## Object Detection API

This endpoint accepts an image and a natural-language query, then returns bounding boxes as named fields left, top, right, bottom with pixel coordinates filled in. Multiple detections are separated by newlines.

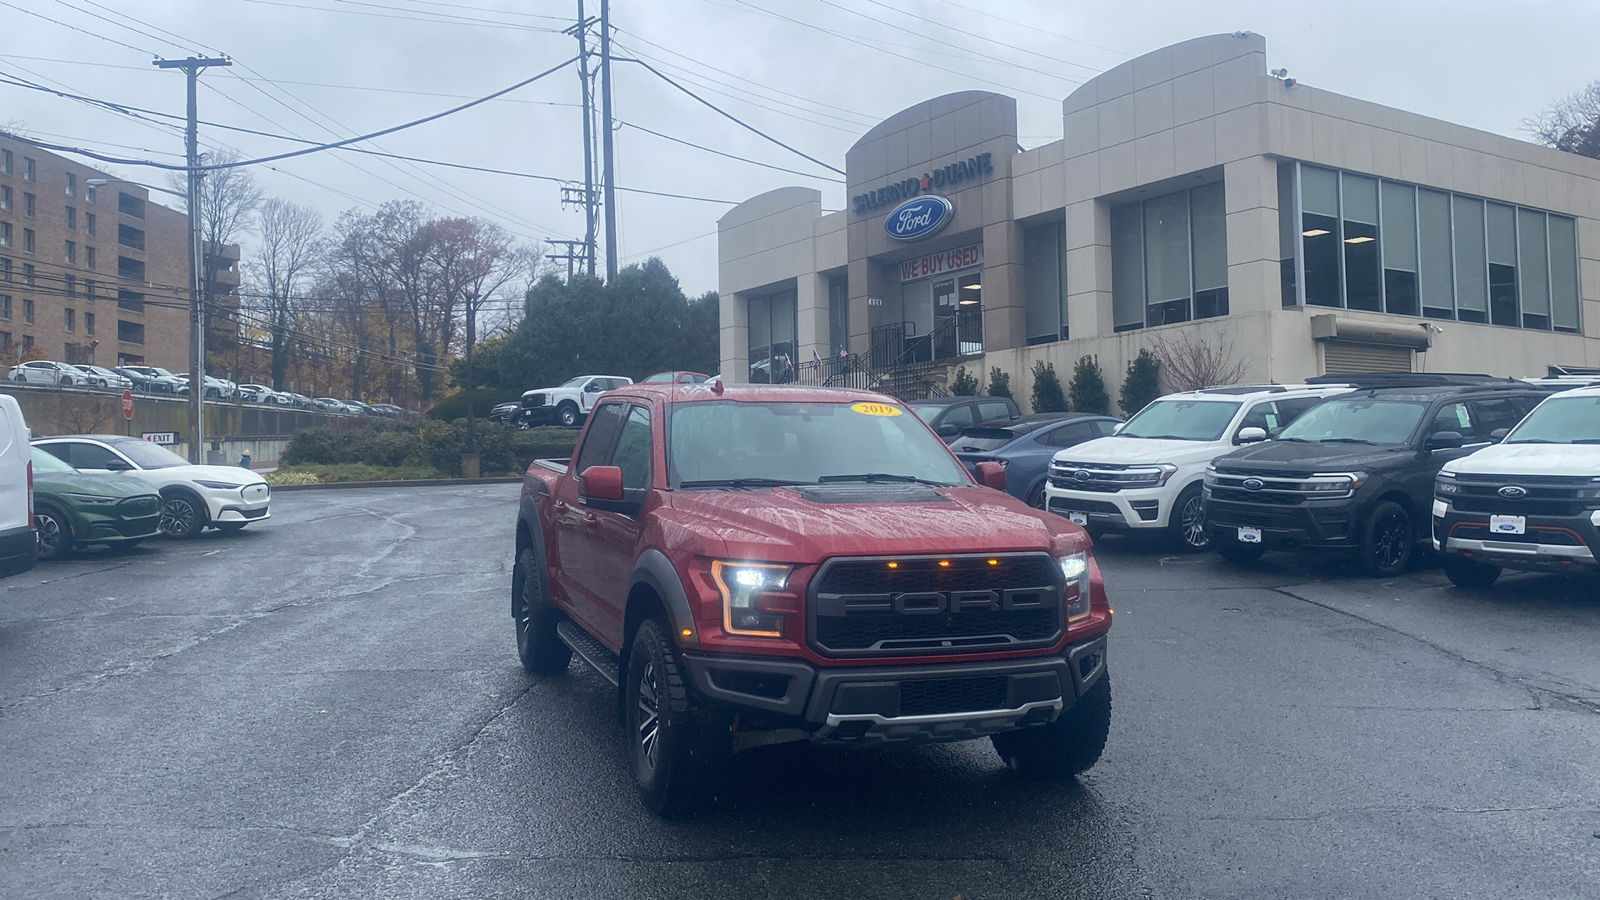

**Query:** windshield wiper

left=1504, top=438, right=1554, bottom=444
left=677, top=477, right=808, bottom=489
left=1274, top=436, right=1312, bottom=442
left=816, top=473, right=955, bottom=486
left=1123, top=433, right=1194, bottom=441
left=1316, top=438, right=1378, bottom=445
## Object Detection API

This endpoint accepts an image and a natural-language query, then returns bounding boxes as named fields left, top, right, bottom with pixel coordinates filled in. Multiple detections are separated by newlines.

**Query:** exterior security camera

left=1270, top=68, right=1289, bottom=78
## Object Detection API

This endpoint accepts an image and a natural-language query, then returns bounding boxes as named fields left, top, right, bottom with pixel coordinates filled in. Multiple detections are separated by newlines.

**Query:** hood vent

left=787, top=484, right=950, bottom=505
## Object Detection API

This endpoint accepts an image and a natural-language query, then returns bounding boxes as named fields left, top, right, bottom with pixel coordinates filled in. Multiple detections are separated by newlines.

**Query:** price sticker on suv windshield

left=850, top=402, right=902, bottom=417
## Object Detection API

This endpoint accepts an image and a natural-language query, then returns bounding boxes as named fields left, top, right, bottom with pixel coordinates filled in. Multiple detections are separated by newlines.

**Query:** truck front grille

left=808, top=554, right=1062, bottom=657
left=899, top=675, right=1009, bottom=716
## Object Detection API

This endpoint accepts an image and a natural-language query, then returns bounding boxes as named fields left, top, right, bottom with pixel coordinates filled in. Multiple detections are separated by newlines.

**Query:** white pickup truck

left=1042, top=384, right=1352, bottom=550
left=519, top=375, right=633, bottom=427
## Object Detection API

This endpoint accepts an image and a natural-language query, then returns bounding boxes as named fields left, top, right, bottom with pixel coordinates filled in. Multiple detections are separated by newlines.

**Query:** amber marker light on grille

left=987, top=558, right=999, bottom=566
left=886, top=561, right=899, bottom=569
left=938, top=560, right=951, bottom=568
left=681, top=628, right=692, bottom=637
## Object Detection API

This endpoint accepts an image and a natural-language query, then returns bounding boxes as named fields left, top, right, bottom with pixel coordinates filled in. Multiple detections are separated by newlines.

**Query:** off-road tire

left=1358, top=500, right=1412, bottom=577
left=557, top=402, right=580, bottom=427
left=1167, top=484, right=1210, bottom=552
left=626, top=618, right=721, bottom=816
left=1443, top=554, right=1501, bottom=589
left=1214, top=538, right=1266, bottom=565
left=512, top=547, right=571, bottom=674
left=992, top=673, right=1112, bottom=779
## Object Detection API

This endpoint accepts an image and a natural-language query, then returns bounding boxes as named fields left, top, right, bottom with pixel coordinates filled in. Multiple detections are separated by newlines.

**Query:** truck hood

left=1212, top=440, right=1417, bottom=474
left=663, top=484, right=1086, bottom=563
left=1051, top=435, right=1225, bottom=466
left=1443, top=443, right=1600, bottom=477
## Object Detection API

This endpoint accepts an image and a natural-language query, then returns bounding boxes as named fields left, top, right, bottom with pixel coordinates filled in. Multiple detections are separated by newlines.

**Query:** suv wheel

left=512, top=547, right=571, bottom=674
left=626, top=618, right=720, bottom=816
left=992, top=673, right=1112, bottom=779
left=1358, top=500, right=1413, bottom=576
left=159, top=491, right=204, bottom=539
left=557, top=402, right=580, bottom=427
left=1167, top=485, right=1209, bottom=552
left=1443, top=555, right=1501, bottom=589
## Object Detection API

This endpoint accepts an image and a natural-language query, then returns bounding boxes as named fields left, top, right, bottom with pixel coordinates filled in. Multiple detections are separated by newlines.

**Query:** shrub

left=281, top=420, right=580, bottom=477
left=1119, top=349, right=1163, bottom=416
left=1029, top=361, right=1068, bottom=413
left=426, top=386, right=523, bottom=421
left=1068, top=355, right=1111, bottom=415
left=949, top=365, right=979, bottom=396
left=987, top=366, right=1012, bottom=399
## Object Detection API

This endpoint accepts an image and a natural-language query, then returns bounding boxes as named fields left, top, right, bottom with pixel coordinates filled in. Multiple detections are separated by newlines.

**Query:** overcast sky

left=3, top=0, right=1595, bottom=296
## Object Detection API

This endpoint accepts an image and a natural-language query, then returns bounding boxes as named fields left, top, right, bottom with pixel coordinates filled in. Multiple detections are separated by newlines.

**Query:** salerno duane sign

left=851, top=152, right=994, bottom=214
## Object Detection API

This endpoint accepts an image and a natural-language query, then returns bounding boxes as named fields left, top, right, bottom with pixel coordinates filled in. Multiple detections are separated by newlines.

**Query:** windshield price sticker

left=850, top=402, right=902, bottom=417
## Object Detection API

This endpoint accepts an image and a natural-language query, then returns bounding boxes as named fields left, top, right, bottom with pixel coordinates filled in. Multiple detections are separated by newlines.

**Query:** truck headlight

left=1203, top=466, right=1218, bottom=486
left=710, top=561, right=792, bottom=637
left=1059, top=553, right=1091, bottom=622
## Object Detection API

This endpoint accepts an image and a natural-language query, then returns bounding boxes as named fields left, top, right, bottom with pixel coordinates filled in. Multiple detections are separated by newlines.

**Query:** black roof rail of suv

left=1304, top=372, right=1512, bottom=389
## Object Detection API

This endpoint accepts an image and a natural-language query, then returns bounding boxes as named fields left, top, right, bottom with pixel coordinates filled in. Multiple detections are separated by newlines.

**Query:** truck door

left=553, top=402, right=626, bottom=637
left=581, top=403, right=653, bottom=646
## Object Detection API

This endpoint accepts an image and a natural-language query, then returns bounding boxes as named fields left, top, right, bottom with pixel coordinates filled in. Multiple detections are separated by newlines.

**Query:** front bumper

left=681, top=634, right=1108, bottom=748
left=1433, top=503, right=1600, bottom=571
left=1044, top=484, right=1169, bottom=530
left=200, top=484, right=272, bottom=523
left=1203, top=489, right=1360, bottom=550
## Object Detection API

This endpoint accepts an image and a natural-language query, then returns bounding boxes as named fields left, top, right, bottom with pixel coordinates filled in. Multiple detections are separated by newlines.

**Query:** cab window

left=1428, top=402, right=1478, bottom=441
left=612, top=405, right=652, bottom=491
left=574, top=403, right=627, bottom=472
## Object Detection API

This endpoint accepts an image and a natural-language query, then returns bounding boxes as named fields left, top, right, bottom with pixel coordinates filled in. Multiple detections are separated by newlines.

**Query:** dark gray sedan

left=950, top=413, right=1122, bottom=508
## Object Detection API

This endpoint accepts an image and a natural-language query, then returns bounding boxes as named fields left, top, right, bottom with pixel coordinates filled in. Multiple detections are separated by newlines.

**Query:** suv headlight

left=61, top=492, right=116, bottom=504
left=710, top=561, right=792, bottom=637
left=1203, top=466, right=1218, bottom=486
left=1059, top=552, right=1091, bottom=622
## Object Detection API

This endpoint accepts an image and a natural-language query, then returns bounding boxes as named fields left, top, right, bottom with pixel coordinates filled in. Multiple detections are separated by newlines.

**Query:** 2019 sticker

left=850, top=401, right=903, bottom=417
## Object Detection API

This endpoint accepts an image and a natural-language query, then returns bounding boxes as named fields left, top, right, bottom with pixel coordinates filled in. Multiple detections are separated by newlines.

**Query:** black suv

left=1202, top=374, right=1552, bottom=575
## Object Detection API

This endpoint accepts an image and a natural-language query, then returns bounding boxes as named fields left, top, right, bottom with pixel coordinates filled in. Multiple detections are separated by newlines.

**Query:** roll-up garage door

left=1321, top=341, right=1413, bottom=375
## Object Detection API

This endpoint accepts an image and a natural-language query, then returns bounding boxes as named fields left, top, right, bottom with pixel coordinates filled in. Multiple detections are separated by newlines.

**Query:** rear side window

left=976, top=400, right=1013, bottom=423
left=574, top=403, right=627, bottom=472
left=939, top=404, right=976, bottom=430
left=1275, top=397, right=1325, bottom=427
left=1041, top=421, right=1098, bottom=447
left=37, top=443, right=71, bottom=465
left=1468, top=397, right=1527, bottom=438
left=1235, top=401, right=1280, bottom=434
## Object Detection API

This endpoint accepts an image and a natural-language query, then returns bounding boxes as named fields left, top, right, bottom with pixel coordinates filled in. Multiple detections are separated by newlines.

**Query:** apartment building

left=0, top=131, right=188, bottom=371
left=718, top=33, right=1600, bottom=406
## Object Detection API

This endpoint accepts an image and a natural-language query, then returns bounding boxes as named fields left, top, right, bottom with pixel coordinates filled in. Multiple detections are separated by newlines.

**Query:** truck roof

left=610, top=381, right=905, bottom=406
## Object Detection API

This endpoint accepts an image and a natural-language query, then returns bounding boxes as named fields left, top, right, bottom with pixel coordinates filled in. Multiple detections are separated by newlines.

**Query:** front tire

left=557, top=403, right=580, bottom=428
left=1443, top=554, right=1501, bottom=589
left=1167, top=484, right=1209, bottom=552
left=34, top=506, right=74, bottom=561
left=1358, top=500, right=1413, bottom=577
left=992, top=673, right=1112, bottom=779
left=1025, top=483, right=1046, bottom=509
left=512, top=547, right=571, bottom=674
left=159, top=491, right=205, bottom=539
left=626, top=618, right=720, bottom=816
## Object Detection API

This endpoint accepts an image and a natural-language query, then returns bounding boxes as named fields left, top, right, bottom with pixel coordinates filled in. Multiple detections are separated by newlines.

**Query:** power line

left=0, top=0, right=154, bottom=56
left=239, top=0, right=564, bottom=32
left=922, top=0, right=1132, bottom=59
left=627, top=57, right=844, bottom=176
left=620, top=120, right=843, bottom=182
left=851, top=0, right=1101, bottom=76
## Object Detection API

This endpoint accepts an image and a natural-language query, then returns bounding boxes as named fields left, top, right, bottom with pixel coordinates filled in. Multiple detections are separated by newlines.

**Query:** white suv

left=1043, top=384, right=1353, bottom=550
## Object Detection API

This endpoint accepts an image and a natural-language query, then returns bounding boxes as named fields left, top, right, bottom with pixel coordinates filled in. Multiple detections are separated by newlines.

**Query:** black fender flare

left=629, top=548, right=700, bottom=651
left=513, top=509, right=551, bottom=618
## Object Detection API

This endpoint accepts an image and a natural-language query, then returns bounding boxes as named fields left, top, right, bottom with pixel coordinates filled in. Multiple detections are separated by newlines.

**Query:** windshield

left=1118, top=399, right=1241, bottom=441
left=1505, top=395, right=1600, bottom=443
left=668, top=400, right=969, bottom=487
left=113, top=439, right=190, bottom=469
left=560, top=375, right=592, bottom=388
left=152, top=368, right=178, bottom=378
left=1276, top=399, right=1427, bottom=444
left=31, top=447, right=77, bottom=474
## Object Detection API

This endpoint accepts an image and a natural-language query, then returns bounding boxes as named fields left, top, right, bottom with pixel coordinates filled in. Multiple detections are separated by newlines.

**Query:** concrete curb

left=270, top=476, right=523, bottom=492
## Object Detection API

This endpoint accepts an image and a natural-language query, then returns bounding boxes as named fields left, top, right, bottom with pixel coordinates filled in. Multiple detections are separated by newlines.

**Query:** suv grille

left=808, top=554, right=1062, bottom=657
left=1049, top=460, right=1167, bottom=492
left=1208, top=471, right=1358, bottom=504
left=899, top=676, right=1008, bottom=716
left=1447, top=474, right=1595, bottom=518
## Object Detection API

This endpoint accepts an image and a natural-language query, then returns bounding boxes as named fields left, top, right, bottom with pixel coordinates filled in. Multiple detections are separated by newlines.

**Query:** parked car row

left=0, top=394, right=273, bottom=575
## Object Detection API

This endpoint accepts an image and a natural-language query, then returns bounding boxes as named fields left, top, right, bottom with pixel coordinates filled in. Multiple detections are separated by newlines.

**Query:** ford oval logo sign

left=1242, top=478, right=1266, bottom=491
left=1498, top=485, right=1528, bottom=499
left=884, top=195, right=953, bottom=241
left=1074, top=470, right=1091, bottom=481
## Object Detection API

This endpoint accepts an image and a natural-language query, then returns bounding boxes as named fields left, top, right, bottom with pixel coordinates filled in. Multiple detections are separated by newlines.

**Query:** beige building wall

left=718, top=32, right=1600, bottom=410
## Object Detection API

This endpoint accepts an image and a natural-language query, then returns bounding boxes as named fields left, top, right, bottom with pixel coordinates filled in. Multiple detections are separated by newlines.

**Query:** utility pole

left=155, top=56, right=231, bottom=464
left=600, top=0, right=618, bottom=280
left=464, top=290, right=478, bottom=458
left=546, top=239, right=587, bottom=280
left=567, top=1, right=599, bottom=276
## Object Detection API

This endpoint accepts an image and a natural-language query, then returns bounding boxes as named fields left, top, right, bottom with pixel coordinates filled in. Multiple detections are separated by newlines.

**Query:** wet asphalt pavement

left=2, top=483, right=1598, bottom=899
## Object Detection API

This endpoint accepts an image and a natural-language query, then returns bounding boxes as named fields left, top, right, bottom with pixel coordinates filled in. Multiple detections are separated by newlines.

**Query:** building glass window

left=65, top=308, right=75, bottom=332
left=22, top=335, right=33, bottom=352
left=0, top=185, right=9, bottom=210
left=85, top=212, right=96, bottom=236
left=66, top=206, right=76, bottom=231
left=0, top=295, right=9, bottom=319
left=84, top=278, right=95, bottom=300
left=827, top=274, right=848, bottom=357
left=23, top=263, right=33, bottom=286
left=86, top=246, right=95, bottom=270
left=22, top=228, right=33, bottom=254
left=746, top=288, right=797, bottom=383
left=118, top=290, right=145, bottom=312
left=117, top=319, right=144, bottom=344
left=0, top=222, right=9, bottom=247
left=1277, top=161, right=1579, bottom=334
left=23, top=298, right=34, bottom=324
left=23, top=157, right=35, bottom=182
left=85, top=311, right=94, bottom=336
left=1111, top=182, right=1228, bottom=331
left=64, top=274, right=75, bottom=297
left=65, top=240, right=75, bottom=265
left=0, top=149, right=10, bottom=175
left=23, top=192, right=34, bottom=217
left=1023, top=219, right=1067, bottom=344
left=86, top=184, right=96, bottom=204
left=65, top=172, right=75, bottom=196
left=0, top=258, right=9, bottom=281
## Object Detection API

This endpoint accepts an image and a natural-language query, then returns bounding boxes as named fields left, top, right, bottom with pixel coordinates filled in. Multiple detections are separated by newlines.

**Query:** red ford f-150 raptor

left=512, top=381, right=1113, bottom=815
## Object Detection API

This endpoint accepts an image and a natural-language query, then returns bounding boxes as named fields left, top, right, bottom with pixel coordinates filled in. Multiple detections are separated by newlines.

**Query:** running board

left=556, top=620, right=620, bottom=687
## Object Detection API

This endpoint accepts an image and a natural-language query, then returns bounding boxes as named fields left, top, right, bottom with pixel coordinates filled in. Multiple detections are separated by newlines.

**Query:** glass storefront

left=747, top=288, right=797, bottom=383
left=881, top=267, right=983, bottom=365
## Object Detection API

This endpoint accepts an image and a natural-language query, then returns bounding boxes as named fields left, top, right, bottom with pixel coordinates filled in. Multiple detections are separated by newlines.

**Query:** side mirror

left=1236, top=426, right=1268, bottom=444
left=105, top=459, right=133, bottom=472
left=579, top=465, right=624, bottom=501
left=584, top=382, right=603, bottom=392
left=1426, top=430, right=1465, bottom=451
left=937, top=424, right=960, bottom=439
left=1490, top=428, right=1511, bottom=442
left=1112, top=422, right=1126, bottom=434
left=975, top=460, right=1007, bottom=492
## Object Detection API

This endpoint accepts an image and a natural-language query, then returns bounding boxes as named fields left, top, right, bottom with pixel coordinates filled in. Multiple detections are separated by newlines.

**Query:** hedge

left=282, top=419, right=578, bottom=477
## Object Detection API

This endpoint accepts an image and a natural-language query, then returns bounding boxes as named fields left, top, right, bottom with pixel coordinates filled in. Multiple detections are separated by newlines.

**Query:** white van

left=0, top=393, right=37, bottom=574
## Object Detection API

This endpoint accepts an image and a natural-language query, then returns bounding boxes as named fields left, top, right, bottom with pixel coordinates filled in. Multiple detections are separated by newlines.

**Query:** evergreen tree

left=986, top=366, right=1012, bottom=399
left=1068, top=355, right=1111, bottom=414
left=1119, top=348, right=1163, bottom=416
left=950, top=365, right=979, bottom=396
left=1030, top=360, right=1068, bottom=413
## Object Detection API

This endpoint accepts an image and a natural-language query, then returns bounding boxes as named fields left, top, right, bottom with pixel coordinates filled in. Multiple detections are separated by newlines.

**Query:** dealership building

left=716, top=32, right=1600, bottom=409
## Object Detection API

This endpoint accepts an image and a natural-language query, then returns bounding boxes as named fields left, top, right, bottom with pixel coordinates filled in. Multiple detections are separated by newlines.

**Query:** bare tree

left=1151, top=331, right=1250, bottom=392
left=251, top=199, right=325, bottom=390
left=1526, top=81, right=1600, bottom=159
left=168, top=147, right=264, bottom=248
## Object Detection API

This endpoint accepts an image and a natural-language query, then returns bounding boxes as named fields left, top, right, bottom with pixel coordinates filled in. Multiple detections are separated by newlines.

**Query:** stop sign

left=121, top=389, right=134, bottom=420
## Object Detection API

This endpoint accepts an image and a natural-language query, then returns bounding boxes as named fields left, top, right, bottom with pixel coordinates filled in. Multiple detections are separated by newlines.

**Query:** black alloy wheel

left=160, top=493, right=203, bottom=539
left=1359, top=501, right=1413, bottom=577
left=512, top=547, right=571, bottom=674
